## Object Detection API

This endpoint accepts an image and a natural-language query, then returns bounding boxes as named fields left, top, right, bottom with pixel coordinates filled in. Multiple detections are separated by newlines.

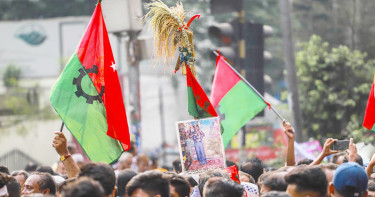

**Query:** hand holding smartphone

left=330, top=140, right=350, bottom=151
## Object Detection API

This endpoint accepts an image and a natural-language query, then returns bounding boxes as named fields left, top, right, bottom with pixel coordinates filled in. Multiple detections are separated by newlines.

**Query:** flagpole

left=213, top=50, right=285, bottom=122
left=60, top=122, right=64, bottom=132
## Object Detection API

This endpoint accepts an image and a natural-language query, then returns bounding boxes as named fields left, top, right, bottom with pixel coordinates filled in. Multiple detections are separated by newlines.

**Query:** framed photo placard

left=176, top=117, right=226, bottom=173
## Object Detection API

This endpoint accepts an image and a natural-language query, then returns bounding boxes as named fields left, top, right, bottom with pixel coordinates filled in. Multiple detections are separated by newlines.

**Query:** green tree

left=3, top=64, right=21, bottom=88
left=293, top=0, right=375, bottom=60
left=0, top=0, right=96, bottom=20
left=296, top=35, right=375, bottom=141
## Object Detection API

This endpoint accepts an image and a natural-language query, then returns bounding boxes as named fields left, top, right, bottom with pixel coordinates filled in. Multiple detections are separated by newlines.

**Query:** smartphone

left=330, top=140, right=350, bottom=151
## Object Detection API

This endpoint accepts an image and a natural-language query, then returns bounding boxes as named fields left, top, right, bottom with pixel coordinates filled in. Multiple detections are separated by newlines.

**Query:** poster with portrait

left=176, top=117, right=226, bottom=173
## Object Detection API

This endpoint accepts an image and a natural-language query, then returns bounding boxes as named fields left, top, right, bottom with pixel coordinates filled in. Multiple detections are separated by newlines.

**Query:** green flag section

left=186, top=65, right=218, bottom=118
left=50, top=53, right=123, bottom=163
left=363, top=75, right=375, bottom=131
left=210, top=55, right=267, bottom=147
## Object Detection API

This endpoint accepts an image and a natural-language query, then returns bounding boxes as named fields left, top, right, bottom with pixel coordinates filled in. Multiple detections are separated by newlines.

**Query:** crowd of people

left=0, top=122, right=374, bottom=197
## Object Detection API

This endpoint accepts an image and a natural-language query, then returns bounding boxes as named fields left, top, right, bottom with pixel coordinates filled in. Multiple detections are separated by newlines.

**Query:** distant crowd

left=0, top=122, right=374, bottom=197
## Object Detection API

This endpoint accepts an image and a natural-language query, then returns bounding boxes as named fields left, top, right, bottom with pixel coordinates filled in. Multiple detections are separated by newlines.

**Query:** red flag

left=76, top=2, right=130, bottom=150
left=225, top=165, right=240, bottom=184
left=186, top=66, right=217, bottom=118
left=363, top=75, right=375, bottom=132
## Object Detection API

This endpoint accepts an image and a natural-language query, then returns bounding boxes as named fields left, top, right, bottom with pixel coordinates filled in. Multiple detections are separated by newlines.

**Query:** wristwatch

left=60, top=154, right=71, bottom=161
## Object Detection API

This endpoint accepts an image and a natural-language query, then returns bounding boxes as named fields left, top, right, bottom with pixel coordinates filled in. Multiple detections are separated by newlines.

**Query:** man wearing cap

left=329, top=162, right=368, bottom=197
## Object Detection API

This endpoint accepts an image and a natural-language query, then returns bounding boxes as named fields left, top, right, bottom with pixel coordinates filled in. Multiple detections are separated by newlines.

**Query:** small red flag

left=363, top=75, right=375, bottom=132
left=186, top=66, right=217, bottom=118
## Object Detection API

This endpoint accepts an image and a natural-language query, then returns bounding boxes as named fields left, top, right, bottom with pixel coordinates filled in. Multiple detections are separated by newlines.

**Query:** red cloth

left=226, top=165, right=240, bottom=184
left=363, top=75, right=375, bottom=131
left=76, top=2, right=130, bottom=150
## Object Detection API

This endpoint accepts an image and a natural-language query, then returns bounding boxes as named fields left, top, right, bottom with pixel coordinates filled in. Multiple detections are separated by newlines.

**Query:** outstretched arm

left=283, top=121, right=295, bottom=166
left=52, top=132, right=80, bottom=178
left=309, top=138, right=339, bottom=166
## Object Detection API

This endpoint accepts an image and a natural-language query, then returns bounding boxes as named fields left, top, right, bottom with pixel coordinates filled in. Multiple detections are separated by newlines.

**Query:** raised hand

left=347, top=138, right=357, bottom=162
left=52, top=132, right=69, bottom=156
left=283, top=120, right=295, bottom=140
left=321, top=138, right=339, bottom=157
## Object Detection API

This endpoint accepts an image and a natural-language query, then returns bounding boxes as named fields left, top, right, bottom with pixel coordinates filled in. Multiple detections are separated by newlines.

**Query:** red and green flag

left=210, top=55, right=267, bottom=147
left=363, top=75, right=375, bottom=131
left=50, top=2, right=130, bottom=163
left=186, top=66, right=218, bottom=118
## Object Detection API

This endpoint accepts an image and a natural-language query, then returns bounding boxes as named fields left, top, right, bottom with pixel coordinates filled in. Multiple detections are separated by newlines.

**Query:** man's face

left=239, top=175, right=250, bottom=183
left=14, top=174, right=26, bottom=191
left=22, top=175, right=41, bottom=195
left=138, top=161, right=149, bottom=173
left=131, top=188, right=151, bottom=197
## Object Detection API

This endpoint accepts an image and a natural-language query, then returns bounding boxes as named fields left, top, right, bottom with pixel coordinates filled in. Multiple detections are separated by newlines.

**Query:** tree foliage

left=293, top=0, right=375, bottom=60
left=0, top=0, right=96, bottom=20
left=296, top=35, right=375, bottom=141
left=3, top=64, right=21, bottom=88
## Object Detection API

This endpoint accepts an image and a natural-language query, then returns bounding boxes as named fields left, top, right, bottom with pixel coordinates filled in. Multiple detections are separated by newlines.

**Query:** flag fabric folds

left=210, top=55, right=267, bottom=147
left=363, top=75, right=375, bottom=131
left=50, top=2, right=130, bottom=163
left=186, top=65, right=218, bottom=118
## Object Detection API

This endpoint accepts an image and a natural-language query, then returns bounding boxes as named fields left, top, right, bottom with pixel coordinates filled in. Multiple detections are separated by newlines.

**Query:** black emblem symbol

left=73, top=65, right=104, bottom=104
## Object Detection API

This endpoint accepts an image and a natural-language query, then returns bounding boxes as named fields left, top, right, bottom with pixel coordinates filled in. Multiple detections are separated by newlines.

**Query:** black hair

left=203, top=178, right=243, bottom=197
left=172, top=158, right=182, bottom=174
left=368, top=180, right=375, bottom=192
left=285, top=166, right=327, bottom=197
left=170, top=175, right=190, bottom=197
left=343, top=155, right=364, bottom=166
left=57, top=177, right=77, bottom=194
left=296, top=159, right=313, bottom=166
left=78, top=162, right=116, bottom=195
left=0, top=165, right=10, bottom=175
left=261, top=171, right=288, bottom=191
left=11, top=171, right=29, bottom=180
left=225, top=160, right=238, bottom=169
left=198, top=170, right=230, bottom=196
left=319, top=163, right=339, bottom=171
left=126, top=171, right=169, bottom=197
left=0, top=172, right=11, bottom=188
left=32, top=172, right=56, bottom=195
left=24, top=162, right=38, bottom=173
left=240, top=158, right=264, bottom=183
left=7, top=176, right=21, bottom=197
left=187, top=176, right=198, bottom=187
left=62, top=177, right=104, bottom=197
left=116, top=169, right=137, bottom=196
left=36, top=165, right=55, bottom=175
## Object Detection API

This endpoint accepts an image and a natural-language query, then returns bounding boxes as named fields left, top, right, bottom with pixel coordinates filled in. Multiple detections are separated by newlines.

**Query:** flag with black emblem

left=50, top=2, right=130, bottom=163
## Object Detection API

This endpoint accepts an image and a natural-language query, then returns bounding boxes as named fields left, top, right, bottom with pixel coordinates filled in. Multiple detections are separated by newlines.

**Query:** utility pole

left=159, top=86, right=166, bottom=165
left=101, top=0, right=143, bottom=152
left=127, top=31, right=142, bottom=150
left=237, top=0, right=247, bottom=164
left=279, top=0, right=303, bottom=142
